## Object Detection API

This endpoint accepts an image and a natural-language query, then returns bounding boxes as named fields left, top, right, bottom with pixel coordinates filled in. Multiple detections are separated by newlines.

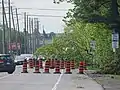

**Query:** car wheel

left=8, top=67, right=15, bottom=74
left=8, top=71, right=14, bottom=74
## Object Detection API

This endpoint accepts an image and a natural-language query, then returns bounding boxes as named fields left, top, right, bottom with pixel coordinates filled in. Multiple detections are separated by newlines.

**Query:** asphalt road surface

left=0, top=66, right=103, bottom=90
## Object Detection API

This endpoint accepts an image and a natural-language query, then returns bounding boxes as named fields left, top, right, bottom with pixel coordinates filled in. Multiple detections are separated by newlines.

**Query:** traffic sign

left=112, top=41, right=119, bottom=48
left=90, top=40, right=96, bottom=50
left=112, top=33, right=119, bottom=41
left=112, top=33, right=119, bottom=48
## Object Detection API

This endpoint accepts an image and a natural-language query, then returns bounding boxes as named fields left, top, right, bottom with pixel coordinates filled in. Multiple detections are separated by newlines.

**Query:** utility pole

left=26, top=15, right=29, bottom=54
left=34, top=18, right=36, bottom=52
left=43, top=25, right=45, bottom=46
left=16, top=8, right=21, bottom=55
left=8, top=0, right=12, bottom=54
left=24, top=12, right=27, bottom=54
left=31, top=18, right=34, bottom=54
left=2, top=0, right=5, bottom=54
left=11, top=6, right=18, bottom=55
left=29, top=18, right=32, bottom=54
left=111, top=0, right=119, bottom=18
left=37, top=20, right=40, bottom=49
left=4, top=10, right=8, bottom=29
left=4, top=7, right=9, bottom=53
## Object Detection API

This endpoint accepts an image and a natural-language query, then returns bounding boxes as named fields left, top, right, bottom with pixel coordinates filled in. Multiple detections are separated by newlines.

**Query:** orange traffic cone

left=78, top=61, right=84, bottom=74
left=21, top=59, right=28, bottom=73
left=34, top=60, right=40, bottom=73
left=43, top=60, right=50, bottom=73
left=64, top=61, right=72, bottom=74
left=54, top=60, right=61, bottom=74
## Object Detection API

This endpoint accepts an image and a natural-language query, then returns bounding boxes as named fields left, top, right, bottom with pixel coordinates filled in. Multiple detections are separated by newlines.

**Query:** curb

left=83, top=71, right=105, bottom=90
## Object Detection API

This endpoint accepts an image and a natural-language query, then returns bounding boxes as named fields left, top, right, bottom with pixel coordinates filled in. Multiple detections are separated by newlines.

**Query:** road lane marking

left=52, top=69, right=64, bottom=90
left=0, top=74, right=12, bottom=80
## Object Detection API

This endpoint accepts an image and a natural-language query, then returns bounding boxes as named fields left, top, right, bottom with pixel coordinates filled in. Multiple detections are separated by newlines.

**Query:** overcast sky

left=1, top=0, right=73, bottom=33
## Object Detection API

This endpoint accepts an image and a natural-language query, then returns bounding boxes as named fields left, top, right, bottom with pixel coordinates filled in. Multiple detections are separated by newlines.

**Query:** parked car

left=14, top=56, right=26, bottom=65
left=20, top=54, right=33, bottom=60
left=0, top=54, right=16, bottom=74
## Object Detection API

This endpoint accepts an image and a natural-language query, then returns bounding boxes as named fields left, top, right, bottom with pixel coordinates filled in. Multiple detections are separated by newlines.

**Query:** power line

left=0, top=12, right=65, bottom=17
left=28, top=14, right=64, bottom=17
left=17, top=8, right=68, bottom=11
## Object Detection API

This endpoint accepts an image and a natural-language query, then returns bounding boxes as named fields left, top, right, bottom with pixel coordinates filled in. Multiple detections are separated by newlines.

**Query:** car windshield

left=0, top=55, right=12, bottom=60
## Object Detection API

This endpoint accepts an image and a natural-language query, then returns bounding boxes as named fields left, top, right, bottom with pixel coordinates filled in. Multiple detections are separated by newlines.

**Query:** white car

left=20, top=54, right=33, bottom=61
left=14, top=56, right=26, bottom=65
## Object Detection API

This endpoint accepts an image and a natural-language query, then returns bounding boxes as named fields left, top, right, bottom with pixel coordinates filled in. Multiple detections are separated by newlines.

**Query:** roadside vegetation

left=35, top=0, right=120, bottom=75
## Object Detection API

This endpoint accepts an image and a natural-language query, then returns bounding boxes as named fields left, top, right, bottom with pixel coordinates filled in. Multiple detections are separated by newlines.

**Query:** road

left=0, top=66, right=103, bottom=90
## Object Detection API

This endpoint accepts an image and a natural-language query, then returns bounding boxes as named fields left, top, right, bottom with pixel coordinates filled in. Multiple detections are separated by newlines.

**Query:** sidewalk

left=71, top=73, right=104, bottom=90
left=57, top=69, right=104, bottom=90
left=84, top=70, right=120, bottom=90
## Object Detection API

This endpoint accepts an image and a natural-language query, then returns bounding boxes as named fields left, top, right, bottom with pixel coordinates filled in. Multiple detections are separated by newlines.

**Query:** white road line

left=0, top=74, right=12, bottom=80
left=52, top=69, right=64, bottom=90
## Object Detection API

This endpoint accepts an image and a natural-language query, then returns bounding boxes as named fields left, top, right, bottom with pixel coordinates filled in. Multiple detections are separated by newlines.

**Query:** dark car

left=0, top=54, right=16, bottom=74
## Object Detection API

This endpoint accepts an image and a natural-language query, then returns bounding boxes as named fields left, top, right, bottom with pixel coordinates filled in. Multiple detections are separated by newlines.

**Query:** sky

left=1, top=0, right=73, bottom=33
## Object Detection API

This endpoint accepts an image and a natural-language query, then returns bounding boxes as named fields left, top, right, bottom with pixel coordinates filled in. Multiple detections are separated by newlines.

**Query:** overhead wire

left=17, top=8, right=68, bottom=11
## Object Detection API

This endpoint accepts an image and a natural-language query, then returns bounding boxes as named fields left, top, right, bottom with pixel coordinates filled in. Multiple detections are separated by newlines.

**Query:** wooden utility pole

left=111, top=0, right=119, bottom=18
left=8, top=0, right=12, bottom=54
left=4, top=10, right=8, bottom=29
left=16, top=8, right=21, bottom=55
left=26, top=15, right=29, bottom=53
left=29, top=18, right=32, bottom=54
left=2, top=0, right=5, bottom=54
left=24, top=13, right=26, bottom=54
left=43, top=25, right=45, bottom=46
left=31, top=18, right=34, bottom=54
left=11, top=6, right=18, bottom=55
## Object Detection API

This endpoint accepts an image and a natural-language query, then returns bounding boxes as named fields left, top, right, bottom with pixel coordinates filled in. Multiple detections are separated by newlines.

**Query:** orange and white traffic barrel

left=54, top=60, right=61, bottom=74
left=70, top=60, right=75, bottom=69
left=64, top=61, right=72, bottom=74
left=39, top=58, right=43, bottom=69
left=43, top=60, right=50, bottom=73
left=60, top=59, right=65, bottom=69
left=21, top=59, right=28, bottom=73
left=34, top=60, right=41, bottom=73
left=50, top=59, right=55, bottom=69
left=29, top=58, right=33, bottom=68
left=78, top=61, right=84, bottom=74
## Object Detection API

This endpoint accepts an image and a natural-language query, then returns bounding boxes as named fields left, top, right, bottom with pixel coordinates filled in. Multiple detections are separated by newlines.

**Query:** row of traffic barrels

left=21, top=58, right=87, bottom=74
